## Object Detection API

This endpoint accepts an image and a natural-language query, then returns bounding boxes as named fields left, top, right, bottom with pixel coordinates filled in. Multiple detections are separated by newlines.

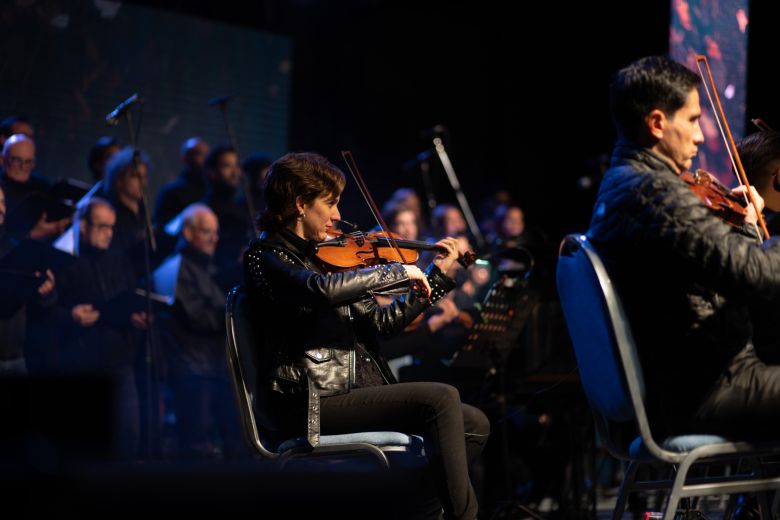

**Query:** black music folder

left=98, top=289, right=173, bottom=327
left=5, top=178, right=89, bottom=236
left=0, top=238, right=76, bottom=273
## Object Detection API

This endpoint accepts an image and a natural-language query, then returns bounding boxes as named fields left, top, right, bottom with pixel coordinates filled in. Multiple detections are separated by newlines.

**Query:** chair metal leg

left=664, top=463, right=687, bottom=520
left=613, top=460, right=639, bottom=520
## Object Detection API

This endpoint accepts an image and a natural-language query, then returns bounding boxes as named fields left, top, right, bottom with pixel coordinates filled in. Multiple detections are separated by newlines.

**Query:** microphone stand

left=428, top=131, right=485, bottom=249
left=419, top=153, right=438, bottom=221
left=115, top=97, right=159, bottom=460
left=209, top=95, right=259, bottom=238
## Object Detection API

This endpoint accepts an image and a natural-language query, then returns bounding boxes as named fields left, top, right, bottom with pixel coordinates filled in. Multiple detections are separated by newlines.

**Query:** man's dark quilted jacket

left=587, top=142, right=780, bottom=435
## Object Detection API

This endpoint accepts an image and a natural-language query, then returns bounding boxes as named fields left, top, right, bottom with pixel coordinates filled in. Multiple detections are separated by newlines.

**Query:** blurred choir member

left=154, top=203, right=242, bottom=459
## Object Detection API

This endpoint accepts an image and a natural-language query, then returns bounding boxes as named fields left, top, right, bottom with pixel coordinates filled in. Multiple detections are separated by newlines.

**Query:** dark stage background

left=123, top=0, right=672, bottom=240
left=0, top=1, right=290, bottom=199
left=4, top=1, right=780, bottom=241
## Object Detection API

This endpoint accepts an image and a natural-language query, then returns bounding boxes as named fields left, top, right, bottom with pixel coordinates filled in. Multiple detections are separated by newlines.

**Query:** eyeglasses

left=194, top=227, right=219, bottom=238
left=90, top=223, right=114, bottom=231
left=7, top=156, right=35, bottom=169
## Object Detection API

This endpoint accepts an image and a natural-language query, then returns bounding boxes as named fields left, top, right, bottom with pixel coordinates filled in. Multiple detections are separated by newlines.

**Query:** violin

left=681, top=169, right=748, bottom=227
left=315, top=229, right=477, bottom=272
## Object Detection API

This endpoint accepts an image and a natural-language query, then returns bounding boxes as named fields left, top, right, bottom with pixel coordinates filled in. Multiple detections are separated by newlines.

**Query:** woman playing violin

left=243, top=152, right=489, bottom=520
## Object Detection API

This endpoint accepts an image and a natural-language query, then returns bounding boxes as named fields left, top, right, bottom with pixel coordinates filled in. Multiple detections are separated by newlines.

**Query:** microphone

left=401, top=149, right=434, bottom=172
left=105, top=93, right=142, bottom=126
left=208, top=94, right=234, bottom=106
left=418, top=124, right=448, bottom=139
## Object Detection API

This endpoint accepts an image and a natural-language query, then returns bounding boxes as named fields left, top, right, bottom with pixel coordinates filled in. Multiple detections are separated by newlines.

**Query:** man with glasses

left=154, top=203, right=243, bottom=459
left=55, top=197, right=146, bottom=459
left=1, top=134, right=71, bottom=240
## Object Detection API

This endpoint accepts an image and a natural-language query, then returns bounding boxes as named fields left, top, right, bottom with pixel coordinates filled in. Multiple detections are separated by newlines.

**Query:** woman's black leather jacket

left=243, top=228, right=455, bottom=445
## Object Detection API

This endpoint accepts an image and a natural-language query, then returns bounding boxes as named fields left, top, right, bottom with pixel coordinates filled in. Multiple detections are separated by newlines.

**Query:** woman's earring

left=298, top=212, right=306, bottom=220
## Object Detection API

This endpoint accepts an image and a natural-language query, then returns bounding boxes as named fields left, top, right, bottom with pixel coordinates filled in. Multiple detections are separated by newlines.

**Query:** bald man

left=154, top=203, right=243, bottom=459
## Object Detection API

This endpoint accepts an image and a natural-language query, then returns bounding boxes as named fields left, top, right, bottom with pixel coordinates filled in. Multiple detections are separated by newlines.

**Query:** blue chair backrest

left=556, top=234, right=645, bottom=422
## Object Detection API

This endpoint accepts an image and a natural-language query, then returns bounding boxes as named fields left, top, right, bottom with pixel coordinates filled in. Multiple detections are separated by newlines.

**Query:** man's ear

left=772, top=167, right=780, bottom=193
left=182, top=225, right=193, bottom=243
left=646, top=109, right=666, bottom=141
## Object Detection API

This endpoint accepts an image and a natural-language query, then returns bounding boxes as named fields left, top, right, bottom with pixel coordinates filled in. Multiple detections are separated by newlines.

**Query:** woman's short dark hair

left=610, top=56, right=701, bottom=142
left=738, top=131, right=780, bottom=188
left=260, top=152, right=346, bottom=231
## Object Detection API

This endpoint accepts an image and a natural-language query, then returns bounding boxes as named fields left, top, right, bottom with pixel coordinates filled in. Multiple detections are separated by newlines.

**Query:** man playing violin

left=588, top=55, right=780, bottom=440
left=243, top=152, right=490, bottom=519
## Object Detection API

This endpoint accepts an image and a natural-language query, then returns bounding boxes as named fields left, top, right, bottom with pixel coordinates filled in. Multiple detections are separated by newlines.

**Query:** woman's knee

left=462, top=404, right=490, bottom=437
left=407, top=382, right=462, bottom=416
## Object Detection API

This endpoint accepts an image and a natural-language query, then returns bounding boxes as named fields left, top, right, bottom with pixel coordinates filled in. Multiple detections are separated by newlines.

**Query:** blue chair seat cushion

left=629, top=434, right=732, bottom=458
left=279, top=432, right=425, bottom=453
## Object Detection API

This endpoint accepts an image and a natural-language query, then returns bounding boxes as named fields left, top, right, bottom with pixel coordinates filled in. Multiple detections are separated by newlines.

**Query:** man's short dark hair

left=204, top=145, right=236, bottom=171
left=75, top=197, right=114, bottom=225
left=610, top=56, right=701, bottom=142
left=87, top=136, right=119, bottom=179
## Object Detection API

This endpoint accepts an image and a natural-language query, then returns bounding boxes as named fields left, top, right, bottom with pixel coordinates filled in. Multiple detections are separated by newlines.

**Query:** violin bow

left=695, top=55, right=770, bottom=239
left=752, top=118, right=773, bottom=132
left=340, top=151, right=412, bottom=266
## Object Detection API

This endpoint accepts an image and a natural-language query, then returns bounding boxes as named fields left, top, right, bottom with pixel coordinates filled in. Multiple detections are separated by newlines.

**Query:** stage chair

left=556, top=234, right=780, bottom=520
left=225, top=285, right=426, bottom=469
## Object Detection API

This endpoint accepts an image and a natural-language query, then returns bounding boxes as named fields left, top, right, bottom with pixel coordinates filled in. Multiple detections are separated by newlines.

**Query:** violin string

left=695, top=56, right=763, bottom=241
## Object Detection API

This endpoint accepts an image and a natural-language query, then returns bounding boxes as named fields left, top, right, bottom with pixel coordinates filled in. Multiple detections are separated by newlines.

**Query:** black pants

left=695, top=344, right=780, bottom=439
left=321, top=382, right=490, bottom=520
